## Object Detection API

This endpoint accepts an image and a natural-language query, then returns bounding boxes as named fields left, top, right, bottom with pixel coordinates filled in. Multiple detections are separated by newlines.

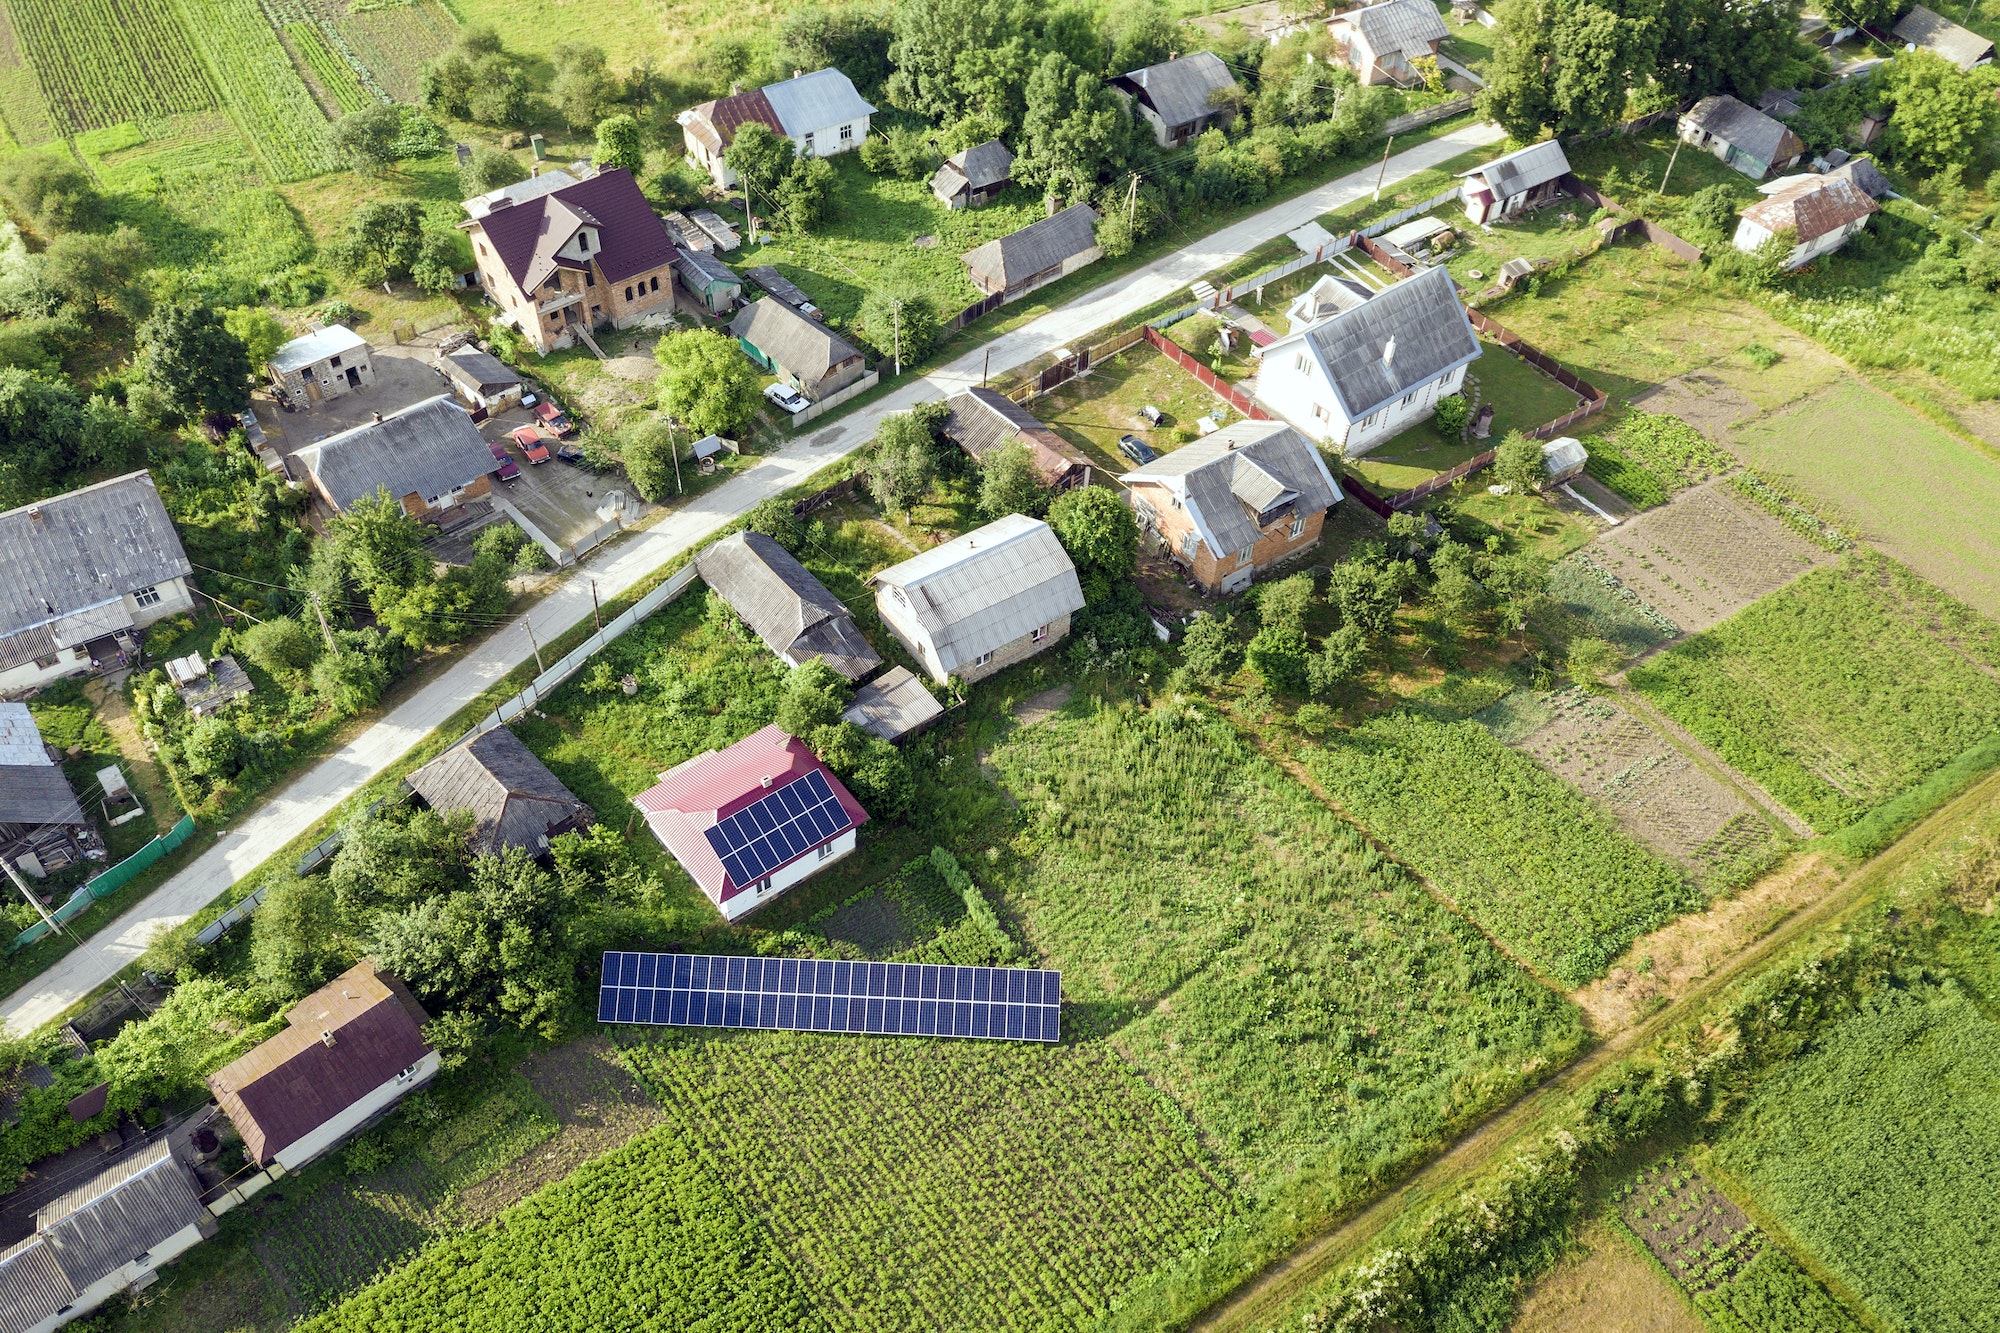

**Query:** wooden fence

left=1381, top=95, right=1476, bottom=137
left=1559, top=176, right=1704, bottom=261
left=793, top=472, right=868, bottom=515
left=1142, top=327, right=1271, bottom=421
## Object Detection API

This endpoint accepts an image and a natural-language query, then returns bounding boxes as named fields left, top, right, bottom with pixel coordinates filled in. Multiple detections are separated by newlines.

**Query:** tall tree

left=780, top=3, right=898, bottom=98
left=42, top=226, right=150, bottom=322
left=1103, top=0, right=1182, bottom=75
left=329, top=103, right=405, bottom=174
left=223, top=306, right=288, bottom=369
left=723, top=122, right=796, bottom=203
left=1014, top=51, right=1129, bottom=199
left=977, top=441, right=1048, bottom=518
left=654, top=328, right=764, bottom=437
left=135, top=303, right=251, bottom=418
left=550, top=42, right=619, bottom=129
left=594, top=114, right=645, bottom=174
left=1881, top=51, right=2000, bottom=176
left=886, top=0, right=1018, bottom=122
left=868, top=409, right=939, bottom=511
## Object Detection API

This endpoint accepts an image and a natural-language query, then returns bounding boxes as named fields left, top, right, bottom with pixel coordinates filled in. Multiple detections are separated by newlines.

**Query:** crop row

left=1295, top=711, right=1699, bottom=985
left=1629, top=552, right=2000, bottom=832
left=287, top=22, right=371, bottom=115
left=5, top=0, right=214, bottom=133
left=167, top=0, right=335, bottom=181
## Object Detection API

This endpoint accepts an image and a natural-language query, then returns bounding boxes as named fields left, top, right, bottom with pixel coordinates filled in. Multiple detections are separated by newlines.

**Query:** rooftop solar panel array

left=598, top=952, right=1061, bottom=1043
left=700, top=769, right=853, bottom=887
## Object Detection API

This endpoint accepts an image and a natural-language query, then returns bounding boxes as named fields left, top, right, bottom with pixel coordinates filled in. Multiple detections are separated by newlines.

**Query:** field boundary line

left=1614, top=688, right=1817, bottom=839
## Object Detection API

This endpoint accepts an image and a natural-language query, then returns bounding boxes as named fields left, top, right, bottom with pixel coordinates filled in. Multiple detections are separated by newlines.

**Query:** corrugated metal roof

left=963, top=204, right=1100, bottom=289
left=1894, top=4, right=1994, bottom=68
left=1121, top=420, right=1344, bottom=557
left=1826, top=155, right=1891, bottom=199
left=0, top=1234, right=76, bottom=1333
left=729, top=299, right=861, bottom=380
left=760, top=68, right=876, bottom=137
left=1683, top=95, right=1803, bottom=170
left=673, top=246, right=741, bottom=291
left=293, top=396, right=496, bottom=511
left=694, top=532, right=882, bottom=681
left=1337, top=0, right=1449, bottom=59
left=1112, top=51, right=1238, bottom=128
left=1740, top=173, right=1878, bottom=244
left=941, top=389, right=1088, bottom=486
left=35, top=1140, right=209, bottom=1289
left=0, top=704, right=50, bottom=767
left=680, top=88, right=784, bottom=155
left=873, top=515, right=1085, bottom=675
left=945, top=140, right=1014, bottom=190
left=1280, top=265, right=1481, bottom=422
left=1460, top=139, right=1571, bottom=198
left=268, top=324, right=368, bottom=376
left=746, top=266, right=813, bottom=309
left=842, top=666, right=945, bottom=742
left=0, top=762, right=84, bottom=828
left=0, top=472, right=192, bottom=673
left=405, top=727, right=591, bottom=856
left=440, top=347, right=520, bottom=395
left=208, top=962, right=432, bottom=1166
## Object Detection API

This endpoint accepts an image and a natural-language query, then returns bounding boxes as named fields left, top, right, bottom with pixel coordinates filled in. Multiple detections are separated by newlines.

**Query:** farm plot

left=1628, top=552, right=2000, bottom=833
left=0, top=1, right=57, bottom=146
left=327, top=0, right=454, bottom=101
left=1712, top=983, right=2000, bottom=1333
left=1617, top=1157, right=1865, bottom=1333
left=1536, top=550, right=1678, bottom=658
left=1, top=0, right=216, bottom=134
left=1577, top=477, right=1832, bottom=635
left=169, top=0, right=336, bottom=181
left=1481, top=688, right=1784, bottom=891
left=285, top=22, right=372, bottom=114
left=1295, top=711, right=1701, bottom=985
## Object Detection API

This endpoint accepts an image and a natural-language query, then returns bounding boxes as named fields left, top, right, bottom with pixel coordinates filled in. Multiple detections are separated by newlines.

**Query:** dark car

left=555, top=443, right=589, bottom=467
left=1117, top=434, right=1158, bottom=465
left=487, top=439, right=521, bottom=481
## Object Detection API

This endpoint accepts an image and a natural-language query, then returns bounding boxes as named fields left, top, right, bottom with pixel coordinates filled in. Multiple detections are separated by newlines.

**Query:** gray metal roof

left=268, top=324, right=367, bottom=375
left=673, top=246, right=741, bottom=291
left=0, top=471, right=192, bottom=673
left=1120, top=420, right=1344, bottom=557
left=1285, top=265, right=1481, bottom=422
left=729, top=299, right=862, bottom=381
left=1894, top=4, right=1994, bottom=69
left=0, top=761, right=84, bottom=829
left=1113, top=51, right=1238, bottom=128
left=842, top=665, right=945, bottom=742
left=0, top=1235, right=75, bottom=1333
left=1682, top=95, right=1802, bottom=169
left=1338, top=0, right=1449, bottom=59
left=694, top=531, right=882, bottom=681
left=1288, top=273, right=1374, bottom=327
left=746, top=266, right=813, bottom=310
left=1460, top=139, right=1571, bottom=198
left=1826, top=155, right=1891, bottom=199
left=963, top=204, right=1100, bottom=289
left=941, top=389, right=1088, bottom=485
left=945, top=140, right=1014, bottom=190
left=439, top=346, right=519, bottom=395
left=35, top=1139, right=209, bottom=1290
left=0, top=704, right=49, bottom=766
left=405, top=726, right=590, bottom=857
left=292, top=396, right=497, bottom=511
left=873, top=514, right=1084, bottom=676
left=760, top=67, right=876, bottom=136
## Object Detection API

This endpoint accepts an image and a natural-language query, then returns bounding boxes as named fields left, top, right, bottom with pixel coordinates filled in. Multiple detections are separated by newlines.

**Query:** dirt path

left=82, top=678, right=173, bottom=836
left=1190, top=768, right=2000, bottom=1333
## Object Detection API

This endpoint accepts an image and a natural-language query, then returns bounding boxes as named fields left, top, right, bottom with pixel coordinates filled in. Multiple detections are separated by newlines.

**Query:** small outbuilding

left=693, top=531, right=883, bottom=681
left=962, top=204, right=1102, bottom=305
left=1457, top=140, right=1572, bottom=225
left=268, top=325, right=373, bottom=407
left=939, top=389, right=1092, bottom=491
left=404, top=726, right=593, bottom=858
left=1539, top=436, right=1588, bottom=487
left=1733, top=172, right=1879, bottom=271
left=672, top=246, right=742, bottom=315
left=1678, top=95, right=1805, bottom=180
left=1892, top=4, right=1994, bottom=70
left=730, top=299, right=868, bottom=404
left=931, top=140, right=1016, bottom=210
left=872, top=514, right=1086, bottom=684
left=437, top=346, right=523, bottom=413
left=841, top=666, right=946, bottom=742
left=170, top=654, right=253, bottom=718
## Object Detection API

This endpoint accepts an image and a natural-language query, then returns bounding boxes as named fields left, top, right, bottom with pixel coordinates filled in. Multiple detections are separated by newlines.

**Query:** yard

left=1030, top=342, right=1246, bottom=481
left=1440, top=205, right=1606, bottom=292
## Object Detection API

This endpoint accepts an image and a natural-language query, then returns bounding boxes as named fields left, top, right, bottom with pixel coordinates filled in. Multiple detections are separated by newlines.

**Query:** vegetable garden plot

left=0, top=2, right=57, bottom=146
left=1712, top=984, right=2000, bottom=1333
left=1629, top=553, right=2000, bottom=834
left=1295, top=711, right=1700, bottom=986
left=1535, top=552, right=1679, bottom=659
left=1577, top=477, right=1832, bottom=635
left=328, top=0, right=454, bottom=101
left=1492, top=687, right=1785, bottom=891
left=168, top=0, right=336, bottom=181
left=3, top=0, right=216, bottom=133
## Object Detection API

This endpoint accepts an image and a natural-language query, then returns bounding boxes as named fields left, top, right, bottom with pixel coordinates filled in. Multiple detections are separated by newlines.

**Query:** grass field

left=1726, top=380, right=2000, bottom=620
left=1712, top=982, right=2000, bottom=1333
left=1628, top=553, right=2000, bottom=834
left=1295, top=711, right=1699, bottom=985
left=1034, top=343, right=1240, bottom=480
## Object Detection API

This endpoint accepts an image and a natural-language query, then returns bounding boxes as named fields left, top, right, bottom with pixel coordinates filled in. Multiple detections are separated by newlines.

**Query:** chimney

left=529, top=161, right=540, bottom=178
left=27, top=504, right=41, bottom=521
left=761, top=775, right=773, bottom=788
left=371, top=411, right=383, bottom=424
left=319, top=1030, right=337, bottom=1048
left=793, top=68, right=802, bottom=79
left=1381, top=336, right=1397, bottom=368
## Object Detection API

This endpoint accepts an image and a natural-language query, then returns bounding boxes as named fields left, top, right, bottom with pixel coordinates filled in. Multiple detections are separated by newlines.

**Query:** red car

left=533, top=400, right=574, bottom=435
left=509, top=426, right=552, bottom=464
left=486, top=439, right=520, bottom=481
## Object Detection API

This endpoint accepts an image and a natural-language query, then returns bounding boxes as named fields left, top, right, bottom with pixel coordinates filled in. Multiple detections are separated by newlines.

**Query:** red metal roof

left=468, top=167, right=676, bottom=294
left=633, top=725, right=868, bottom=908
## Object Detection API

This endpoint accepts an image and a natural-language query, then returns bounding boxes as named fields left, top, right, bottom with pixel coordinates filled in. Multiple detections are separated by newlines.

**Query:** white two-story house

left=1255, top=264, right=1482, bottom=457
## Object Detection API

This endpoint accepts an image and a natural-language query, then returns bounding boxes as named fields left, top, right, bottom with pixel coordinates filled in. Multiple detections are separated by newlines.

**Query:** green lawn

left=1443, top=206, right=1601, bottom=290
left=1034, top=343, right=1240, bottom=479
left=1348, top=335, right=1581, bottom=493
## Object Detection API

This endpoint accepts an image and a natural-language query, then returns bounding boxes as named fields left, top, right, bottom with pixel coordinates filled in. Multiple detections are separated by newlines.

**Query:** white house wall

left=22, top=1221, right=211, bottom=1333
left=271, top=1051, right=442, bottom=1172
left=1343, top=365, right=1467, bottom=455
left=794, top=117, right=869, bottom=158
left=718, top=827, right=856, bottom=920
left=0, top=576, right=194, bottom=695
left=1256, top=351, right=1466, bottom=457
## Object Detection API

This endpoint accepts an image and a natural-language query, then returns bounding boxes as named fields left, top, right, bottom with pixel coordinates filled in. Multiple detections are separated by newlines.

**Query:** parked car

left=509, top=426, right=552, bottom=464
left=763, top=382, right=810, bottom=414
left=555, top=443, right=589, bottom=467
left=487, top=439, right=521, bottom=481
left=1117, top=434, right=1158, bottom=465
left=533, top=400, right=574, bottom=435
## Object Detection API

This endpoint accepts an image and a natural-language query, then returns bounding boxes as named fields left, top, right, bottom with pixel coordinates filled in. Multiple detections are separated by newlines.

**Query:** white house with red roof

left=459, top=166, right=678, bottom=354
left=633, top=725, right=868, bottom=920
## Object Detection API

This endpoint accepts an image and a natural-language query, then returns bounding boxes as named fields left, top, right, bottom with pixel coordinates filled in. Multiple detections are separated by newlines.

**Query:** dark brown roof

left=208, top=962, right=432, bottom=1166
left=404, top=726, right=591, bottom=857
left=941, top=389, right=1089, bottom=486
left=468, top=167, right=675, bottom=293
left=690, top=87, right=785, bottom=153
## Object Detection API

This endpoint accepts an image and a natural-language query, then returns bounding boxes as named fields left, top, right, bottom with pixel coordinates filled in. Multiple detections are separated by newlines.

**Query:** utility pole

left=982, top=347, right=990, bottom=388
left=743, top=179, right=757, bottom=244
left=1125, top=172, right=1140, bottom=228
left=590, top=579, right=601, bottom=632
left=3, top=856, right=63, bottom=940
left=891, top=299, right=902, bottom=378
left=668, top=419, right=683, bottom=495
left=1373, top=135, right=1395, bottom=202
left=525, top=618, right=546, bottom=676
left=1655, top=135, right=1684, bottom=197
left=310, top=590, right=336, bottom=652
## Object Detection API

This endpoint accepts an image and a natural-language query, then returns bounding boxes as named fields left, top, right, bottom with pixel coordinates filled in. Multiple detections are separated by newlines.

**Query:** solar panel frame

left=700, top=771, right=855, bottom=890
left=596, top=951, right=1061, bottom=1044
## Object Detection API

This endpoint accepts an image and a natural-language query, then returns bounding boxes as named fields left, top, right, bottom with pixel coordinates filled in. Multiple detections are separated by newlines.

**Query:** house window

left=1312, top=403, right=1329, bottom=422
left=1288, top=514, right=1306, bottom=540
left=817, top=841, right=834, bottom=860
left=803, top=131, right=816, bottom=152
left=1031, top=624, right=1049, bottom=643
left=1237, top=546, right=1253, bottom=567
left=755, top=877, right=773, bottom=894
left=650, top=276, right=660, bottom=291
left=973, top=650, right=994, bottom=667
left=1399, top=392, right=1416, bottom=408
left=839, top=123, right=854, bottom=142
left=1180, top=530, right=1198, bottom=560
left=585, top=271, right=596, bottom=287
left=133, top=584, right=161, bottom=608
left=1293, top=353, right=1306, bottom=372
left=625, top=286, right=634, bottom=300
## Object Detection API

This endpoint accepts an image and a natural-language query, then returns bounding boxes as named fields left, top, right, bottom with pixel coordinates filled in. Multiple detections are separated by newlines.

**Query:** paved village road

left=0, top=120, right=1504, bottom=1037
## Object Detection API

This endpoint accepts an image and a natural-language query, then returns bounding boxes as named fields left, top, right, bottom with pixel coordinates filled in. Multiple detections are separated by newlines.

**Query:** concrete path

left=0, top=120, right=1503, bottom=1037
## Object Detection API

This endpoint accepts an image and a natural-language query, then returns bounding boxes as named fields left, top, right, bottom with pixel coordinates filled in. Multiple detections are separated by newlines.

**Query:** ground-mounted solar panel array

left=598, top=951, right=1062, bottom=1043
left=701, top=769, right=853, bottom=887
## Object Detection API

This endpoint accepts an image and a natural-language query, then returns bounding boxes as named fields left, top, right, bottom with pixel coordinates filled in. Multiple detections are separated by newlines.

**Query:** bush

left=1246, top=623, right=1311, bottom=696
left=239, top=616, right=321, bottom=676
left=182, top=715, right=244, bottom=777
left=1494, top=430, right=1545, bottom=494
left=742, top=496, right=804, bottom=553
left=1180, top=614, right=1239, bottom=682
left=1432, top=393, right=1470, bottom=437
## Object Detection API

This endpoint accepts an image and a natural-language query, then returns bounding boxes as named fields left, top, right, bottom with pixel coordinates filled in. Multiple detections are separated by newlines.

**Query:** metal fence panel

left=11, top=815, right=198, bottom=950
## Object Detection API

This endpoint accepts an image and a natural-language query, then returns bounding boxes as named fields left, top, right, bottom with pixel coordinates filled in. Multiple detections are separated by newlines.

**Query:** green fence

left=10, top=816, right=197, bottom=951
